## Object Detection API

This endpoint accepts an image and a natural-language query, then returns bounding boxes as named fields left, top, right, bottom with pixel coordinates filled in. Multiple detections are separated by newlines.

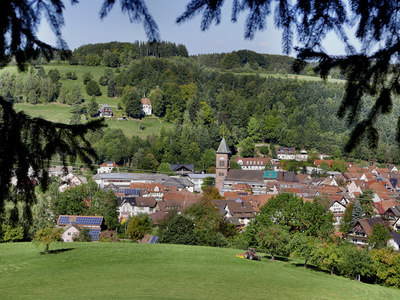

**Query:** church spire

left=216, top=137, right=230, bottom=154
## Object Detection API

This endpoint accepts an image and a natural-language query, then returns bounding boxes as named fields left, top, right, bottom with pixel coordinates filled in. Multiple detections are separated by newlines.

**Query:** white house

left=231, top=157, right=271, bottom=170
left=61, top=224, right=80, bottom=242
left=98, top=104, right=113, bottom=117
left=98, top=161, right=118, bottom=174
left=295, top=150, right=308, bottom=161
left=141, top=97, right=152, bottom=116
left=118, top=197, right=157, bottom=221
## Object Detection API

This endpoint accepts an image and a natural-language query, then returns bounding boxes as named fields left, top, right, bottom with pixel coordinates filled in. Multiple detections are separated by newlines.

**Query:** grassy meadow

left=1, top=242, right=400, bottom=299
left=2, top=65, right=175, bottom=138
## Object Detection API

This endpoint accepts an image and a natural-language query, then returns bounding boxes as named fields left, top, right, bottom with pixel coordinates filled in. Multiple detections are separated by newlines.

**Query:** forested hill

left=3, top=41, right=400, bottom=167
left=71, top=41, right=297, bottom=75
left=193, top=51, right=296, bottom=74
left=71, top=41, right=189, bottom=66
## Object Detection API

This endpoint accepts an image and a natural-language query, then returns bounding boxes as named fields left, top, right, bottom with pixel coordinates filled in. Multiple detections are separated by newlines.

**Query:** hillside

left=1, top=43, right=400, bottom=165
left=1, top=242, right=400, bottom=299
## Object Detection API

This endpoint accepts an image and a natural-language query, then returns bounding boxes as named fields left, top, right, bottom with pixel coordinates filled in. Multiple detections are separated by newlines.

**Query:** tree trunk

left=331, top=266, right=334, bottom=275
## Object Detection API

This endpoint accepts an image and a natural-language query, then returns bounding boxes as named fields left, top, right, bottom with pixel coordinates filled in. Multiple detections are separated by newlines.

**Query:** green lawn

left=4, top=65, right=173, bottom=138
left=13, top=103, right=173, bottom=138
left=1, top=242, right=399, bottom=299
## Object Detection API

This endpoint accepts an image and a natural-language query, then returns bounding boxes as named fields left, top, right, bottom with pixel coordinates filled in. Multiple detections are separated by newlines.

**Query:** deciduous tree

left=33, top=226, right=63, bottom=254
left=126, top=214, right=152, bottom=241
left=369, top=224, right=391, bottom=250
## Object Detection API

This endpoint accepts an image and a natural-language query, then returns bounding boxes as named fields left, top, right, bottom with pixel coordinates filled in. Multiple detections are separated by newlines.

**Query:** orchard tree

left=33, top=226, right=63, bottom=254
left=288, top=233, right=319, bottom=268
left=340, top=244, right=373, bottom=282
left=258, top=225, right=290, bottom=261
left=318, top=242, right=342, bottom=275
left=371, top=248, right=400, bottom=288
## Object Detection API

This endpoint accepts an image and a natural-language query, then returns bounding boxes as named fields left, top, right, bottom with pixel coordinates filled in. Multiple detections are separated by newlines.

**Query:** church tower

left=215, top=137, right=230, bottom=192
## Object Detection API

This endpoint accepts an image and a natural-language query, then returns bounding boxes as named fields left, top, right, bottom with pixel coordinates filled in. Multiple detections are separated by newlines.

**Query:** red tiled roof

left=141, top=97, right=151, bottom=105
left=100, top=161, right=118, bottom=167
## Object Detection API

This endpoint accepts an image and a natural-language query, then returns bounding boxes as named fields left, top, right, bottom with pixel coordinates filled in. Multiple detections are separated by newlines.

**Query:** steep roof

left=216, top=137, right=230, bottom=154
left=141, top=97, right=151, bottom=105
left=136, top=197, right=157, bottom=208
left=357, top=216, right=385, bottom=237
left=169, top=164, right=194, bottom=172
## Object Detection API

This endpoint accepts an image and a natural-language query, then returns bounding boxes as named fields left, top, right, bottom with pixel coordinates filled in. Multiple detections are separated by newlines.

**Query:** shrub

left=72, top=228, right=92, bottom=242
left=1, top=224, right=24, bottom=242
left=98, top=230, right=120, bottom=242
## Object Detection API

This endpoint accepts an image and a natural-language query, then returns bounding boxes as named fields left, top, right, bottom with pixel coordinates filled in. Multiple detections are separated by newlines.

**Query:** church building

left=215, top=137, right=230, bottom=191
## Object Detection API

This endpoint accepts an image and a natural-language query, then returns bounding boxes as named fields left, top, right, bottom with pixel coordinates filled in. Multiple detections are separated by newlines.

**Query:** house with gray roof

left=98, top=104, right=113, bottom=117
left=169, top=164, right=194, bottom=176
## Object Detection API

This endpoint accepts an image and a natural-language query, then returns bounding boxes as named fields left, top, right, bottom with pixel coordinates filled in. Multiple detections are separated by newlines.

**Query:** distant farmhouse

left=98, top=104, right=113, bottom=117
left=141, top=96, right=152, bottom=116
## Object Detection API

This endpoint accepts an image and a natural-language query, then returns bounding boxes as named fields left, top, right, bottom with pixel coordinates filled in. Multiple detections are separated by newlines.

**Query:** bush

left=98, top=230, right=120, bottom=242
left=1, top=224, right=24, bottom=242
left=72, top=228, right=92, bottom=242
left=195, top=229, right=228, bottom=247
left=159, top=215, right=197, bottom=245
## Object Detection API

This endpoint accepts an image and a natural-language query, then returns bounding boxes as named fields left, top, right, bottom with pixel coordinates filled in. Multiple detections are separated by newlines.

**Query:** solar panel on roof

left=58, top=216, right=70, bottom=224
left=89, top=229, right=101, bottom=241
left=76, top=217, right=102, bottom=226
left=149, top=236, right=159, bottom=244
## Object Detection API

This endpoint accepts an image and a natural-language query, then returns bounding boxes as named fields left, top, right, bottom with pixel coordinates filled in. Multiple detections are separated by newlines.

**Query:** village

left=49, top=137, right=400, bottom=251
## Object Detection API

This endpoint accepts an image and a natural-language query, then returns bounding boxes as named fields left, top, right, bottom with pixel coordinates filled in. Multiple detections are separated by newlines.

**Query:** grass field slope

left=1, top=243, right=399, bottom=299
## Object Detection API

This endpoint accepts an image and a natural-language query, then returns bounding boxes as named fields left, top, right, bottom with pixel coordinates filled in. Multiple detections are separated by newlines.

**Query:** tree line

left=70, top=41, right=189, bottom=67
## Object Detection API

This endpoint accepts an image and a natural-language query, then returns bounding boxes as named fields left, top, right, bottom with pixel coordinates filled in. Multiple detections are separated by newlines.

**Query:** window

left=219, top=161, right=225, bottom=167
left=68, top=232, right=71, bottom=236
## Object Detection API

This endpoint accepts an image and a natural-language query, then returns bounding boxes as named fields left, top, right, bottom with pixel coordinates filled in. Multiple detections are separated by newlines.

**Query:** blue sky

left=37, top=1, right=352, bottom=56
